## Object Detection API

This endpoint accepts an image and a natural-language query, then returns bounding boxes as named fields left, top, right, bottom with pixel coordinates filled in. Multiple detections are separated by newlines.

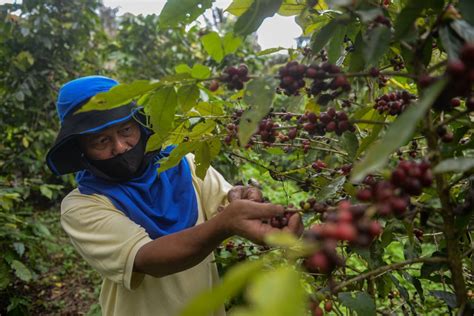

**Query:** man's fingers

left=285, top=212, right=304, bottom=237
left=243, top=187, right=263, bottom=202
left=241, top=200, right=285, bottom=219
left=227, top=186, right=244, bottom=202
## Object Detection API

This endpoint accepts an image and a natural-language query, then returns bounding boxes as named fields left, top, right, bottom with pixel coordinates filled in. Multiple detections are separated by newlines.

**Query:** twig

left=331, top=257, right=448, bottom=293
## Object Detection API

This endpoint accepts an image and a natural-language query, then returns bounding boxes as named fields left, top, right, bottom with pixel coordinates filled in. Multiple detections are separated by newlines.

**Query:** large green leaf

left=318, top=176, right=346, bottom=201
left=338, top=292, right=376, bottom=316
left=351, top=79, right=447, bottom=182
left=222, top=32, right=243, bottom=55
left=0, top=260, right=11, bottom=289
left=158, top=142, right=200, bottom=173
left=327, top=24, right=347, bottom=63
left=459, top=0, right=474, bottom=26
left=11, top=260, right=32, bottom=282
left=310, top=19, right=338, bottom=54
left=434, top=157, right=474, bottom=174
left=159, top=0, right=214, bottom=28
left=201, top=32, right=224, bottom=62
left=234, top=0, right=283, bottom=36
left=148, top=87, right=177, bottom=146
left=278, top=0, right=306, bottom=16
left=238, top=76, right=277, bottom=146
left=226, top=0, right=254, bottom=16
left=195, top=138, right=221, bottom=179
left=232, top=267, right=307, bottom=316
left=439, top=24, right=465, bottom=60
left=341, top=132, right=359, bottom=158
left=394, top=0, right=443, bottom=40
left=177, top=84, right=200, bottom=113
left=179, top=260, right=264, bottom=316
left=364, top=25, right=391, bottom=66
left=77, top=80, right=161, bottom=113
left=191, top=64, right=211, bottom=79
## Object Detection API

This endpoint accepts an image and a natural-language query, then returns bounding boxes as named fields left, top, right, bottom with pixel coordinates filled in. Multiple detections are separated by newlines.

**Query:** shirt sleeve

left=186, top=154, right=233, bottom=220
left=60, top=190, right=152, bottom=290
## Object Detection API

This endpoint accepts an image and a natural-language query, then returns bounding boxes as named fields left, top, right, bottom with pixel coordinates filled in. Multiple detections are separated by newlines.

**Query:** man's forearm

left=133, top=212, right=231, bottom=278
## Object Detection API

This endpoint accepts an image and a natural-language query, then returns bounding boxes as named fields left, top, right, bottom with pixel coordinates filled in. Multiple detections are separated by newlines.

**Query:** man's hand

left=227, top=185, right=263, bottom=203
left=217, top=199, right=302, bottom=244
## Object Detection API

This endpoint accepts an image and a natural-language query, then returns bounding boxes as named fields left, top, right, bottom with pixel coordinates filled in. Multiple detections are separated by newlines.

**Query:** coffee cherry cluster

left=223, top=109, right=243, bottom=145
left=436, top=125, right=454, bottom=143
left=303, top=201, right=382, bottom=274
left=390, top=55, right=405, bottom=71
left=433, top=42, right=474, bottom=111
left=277, top=61, right=307, bottom=96
left=306, top=63, right=350, bottom=105
left=219, top=64, right=250, bottom=90
left=391, top=160, right=433, bottom=195
left=298, top=108, right=354, bottom=136
left=270, top=211, right=296, bottom=228
left=257, top=118, right=279, bottom=143
left=374, top=90, right=416, bottom=115
left=299, top=197, right=328, bottom=214
left=356, top=160, right=433, bottom=216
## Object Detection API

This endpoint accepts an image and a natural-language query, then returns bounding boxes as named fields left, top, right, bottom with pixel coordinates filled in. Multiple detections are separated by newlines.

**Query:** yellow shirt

left=60, top=156, right=232, bottom=316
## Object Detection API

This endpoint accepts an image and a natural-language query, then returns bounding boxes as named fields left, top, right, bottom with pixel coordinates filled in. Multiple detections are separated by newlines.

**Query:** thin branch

left=331, top=257, right=448, bottom=293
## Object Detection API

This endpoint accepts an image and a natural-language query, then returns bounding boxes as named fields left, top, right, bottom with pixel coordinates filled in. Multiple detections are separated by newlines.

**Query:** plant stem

left=424, top=110, right=469, bottom=312
left=331, top=257, right=448, bottom=293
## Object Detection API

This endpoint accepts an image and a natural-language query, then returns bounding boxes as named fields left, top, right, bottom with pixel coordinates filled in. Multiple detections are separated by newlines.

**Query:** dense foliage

left=1, top=0, right=474, bottom=315
left=79, top=0, right=474, bottom=315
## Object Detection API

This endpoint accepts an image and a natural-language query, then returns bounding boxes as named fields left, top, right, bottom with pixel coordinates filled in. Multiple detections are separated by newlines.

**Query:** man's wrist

left=212, top=208, right=234, bottom=240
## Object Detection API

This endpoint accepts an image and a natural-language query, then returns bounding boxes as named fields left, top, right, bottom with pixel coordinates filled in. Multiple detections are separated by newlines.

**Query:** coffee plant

left=50, top=0, right=474, bottom=315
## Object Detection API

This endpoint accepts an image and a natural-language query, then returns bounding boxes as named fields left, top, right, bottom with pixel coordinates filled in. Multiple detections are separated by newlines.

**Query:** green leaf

left=238, top=76, right=277, bottom=146
left=278, top=0, right=306, bottom=16
left=351, top=79, right=447, bottom=182
left=201, top=32, right=224, bottom=62
left=256, top=47, right=286, bottom=56
left=159, top=0, right=214, bottom=28
left=234, top=0, right=283, bottom=36
left=310, top=19, right=338, bottom=54
left=191, top=64, right=211, bottom=79
left=434, top=157, right=474, bottom=174
left=364, top=26, right=391, bottom=66
left=175, top=64, right=193, bottom=74
left=11, top=260, right=32, bottom=282
left=179, top=260, right=264, bottom=316
left=158, top=142, right=200, bottom=173
left=439, top=24, right=465, bottom=60
left=459, top=0, right=474, bottom=25
left=178, top=84, right=200, bottom=112
left=222, top=32, right=243, bottom=55
left=0, top=260, right=10, bottom=289
left=233, top=267, right=307, bottom=316
left=430, top=290, right=457, bottom=308
left=13, top=242, right=25, bottom=257
left=349, top=31, right=366, bottom=71
left=327, top=24, right=347, bottom=63
left=449, top=19, right=474, bottom=43
left=226, top=0, right=254, bottom=16
left=147, top=87, right=177, bottom=147
left=193, top=101, right=224, bottom=116
left=338, top=292, right=376, bottom=316
left=394, top=4, right=423, bottom=40
left=39, top=185, right=53, bottom=199
left=341, top=132, right=359, bottom=158
left=77, top=80, right=161, bottom=113
left=318, top=176, right=346, bottom=201
left=195, top=139, right=221, bottom=179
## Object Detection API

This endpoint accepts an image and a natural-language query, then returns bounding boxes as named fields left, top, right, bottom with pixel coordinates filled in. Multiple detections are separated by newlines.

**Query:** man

left=46, top=76, right=303, bottom=316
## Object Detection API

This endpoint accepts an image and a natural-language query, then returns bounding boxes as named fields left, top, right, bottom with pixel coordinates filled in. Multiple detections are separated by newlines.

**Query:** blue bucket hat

left=46, top=75, right=141, bottom=175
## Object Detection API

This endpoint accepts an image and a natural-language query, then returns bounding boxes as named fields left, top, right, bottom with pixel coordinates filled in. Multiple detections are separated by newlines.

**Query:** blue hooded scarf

left=51, top=76, right=198, bottom=239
